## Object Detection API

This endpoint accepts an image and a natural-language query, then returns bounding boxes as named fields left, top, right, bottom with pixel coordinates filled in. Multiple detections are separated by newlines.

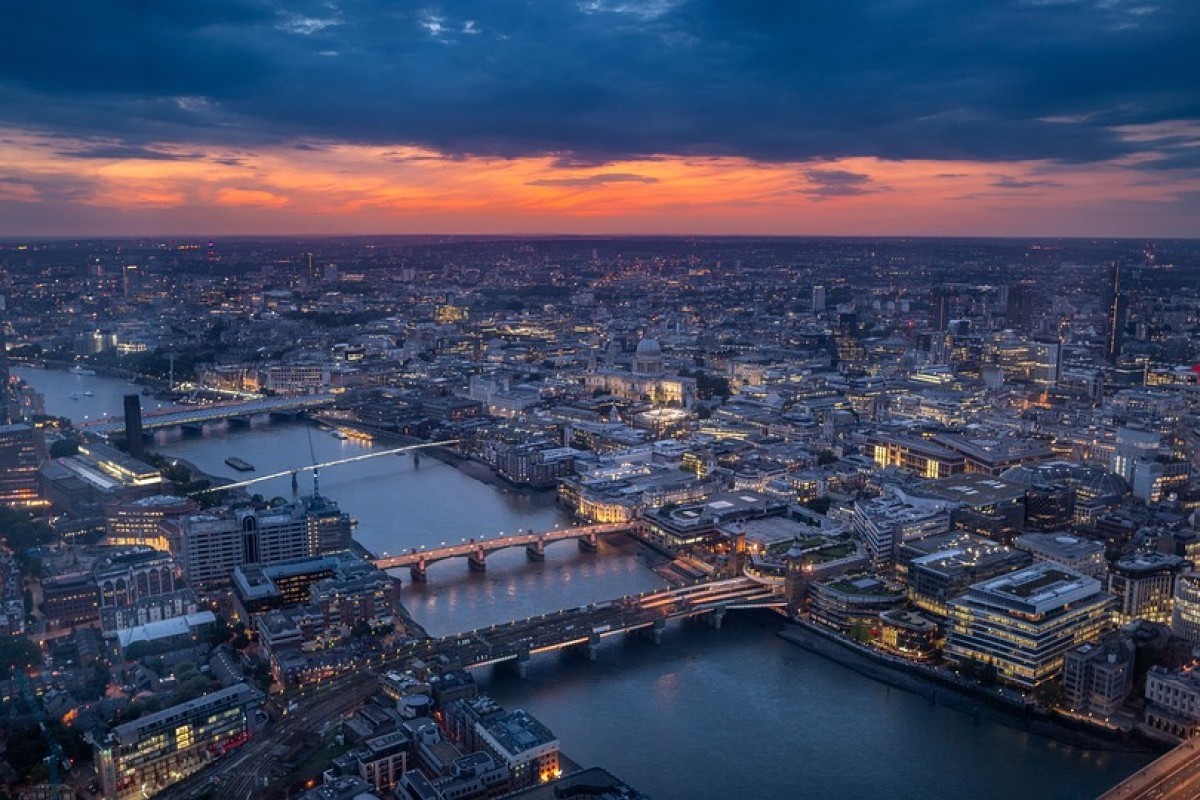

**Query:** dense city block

left=1, top=236, right=1199, bottom=799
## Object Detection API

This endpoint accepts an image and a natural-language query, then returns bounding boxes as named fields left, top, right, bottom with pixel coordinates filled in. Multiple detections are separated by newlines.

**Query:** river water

left=18, top=368, right=1155, bottom=799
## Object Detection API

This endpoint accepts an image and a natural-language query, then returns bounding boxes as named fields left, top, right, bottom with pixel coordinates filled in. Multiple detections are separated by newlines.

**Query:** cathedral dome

left=635, top=338, right=662, bottom=357
left=633, top=337, right=665, bottom=376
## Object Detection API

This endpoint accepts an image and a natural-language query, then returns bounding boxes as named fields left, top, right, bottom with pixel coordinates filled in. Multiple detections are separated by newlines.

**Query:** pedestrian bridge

left=80, top=394, right=337, bottom=436
left=372, top=523, right=636, bottom=581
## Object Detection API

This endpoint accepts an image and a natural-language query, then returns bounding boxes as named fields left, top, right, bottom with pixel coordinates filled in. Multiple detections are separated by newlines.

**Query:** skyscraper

left=811, top=285, right=827, bottom=313
left=123, top=394, right=145, bottom=460
left=0, top=294, right=9, bottom=425
left=1005, top=283, right=1034, bottom=331
left=1104, top=261, right=1127, bottom=363
left=929, top=287, right=950, bottom=332
left=0, top=423, right=46, bottom=508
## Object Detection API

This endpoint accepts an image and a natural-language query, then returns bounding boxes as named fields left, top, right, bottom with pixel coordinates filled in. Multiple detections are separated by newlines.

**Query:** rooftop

left=1013, top=532, right=1105, bottom=560
left=110, top=682, right=261, bottom=743
left=482, top=709, right=558, bottom=758
left=915, top=473, right=1028, bottom=506
left=964, top=562, right=1105, bottom=615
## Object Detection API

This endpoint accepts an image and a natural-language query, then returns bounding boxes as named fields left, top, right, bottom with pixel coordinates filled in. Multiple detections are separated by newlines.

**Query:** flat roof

left=111, top=682, right=260, bottom=743
left=916, top=473, right=1028, bottom=505
left=116, top=610, right=216, bottom=647
left=1014, top=532, right=1105, bottom=559
left=483, top=709, right=558, bottom=757
left=967, top=562, right=1103, bottom=614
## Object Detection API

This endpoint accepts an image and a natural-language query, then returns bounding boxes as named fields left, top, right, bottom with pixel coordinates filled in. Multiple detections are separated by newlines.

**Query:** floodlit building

left=105, top=495, right=199, bottom=552
left=1144, top=666, right=1200, bottom=741
left=897, top=532, right=1032, bottom=619
left=1107, top=552, right=1189, bottom=625
left=1170, top=571, right=1200, bottom=644
left=868, top=433, right=965, bottom=479
left=0, top=422, right=47, bottom=508
left=1014, top=532, right=1106, bottom=578
left=1062, top=636, right=1134, bottom=720
left=94, top=683, right=262, bottom=800
left=172, top=495, right=352, bottom=588
left=946, top=563, right=1114, bottom=689
left=853, top=488, right=952, bottom=569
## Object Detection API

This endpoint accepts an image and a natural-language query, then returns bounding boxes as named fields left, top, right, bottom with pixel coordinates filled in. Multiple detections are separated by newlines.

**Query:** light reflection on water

left=17, top=368, right=1156, bottom=798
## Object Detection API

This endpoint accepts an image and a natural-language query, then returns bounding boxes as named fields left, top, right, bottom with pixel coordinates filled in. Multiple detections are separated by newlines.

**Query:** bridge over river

left=79, top=393, right=337, bottom=436
left=155, top=575, right=783, bottom=800
left=371, top=522, right=636, bottom=580
left=383, top=575, right=783, bottom=677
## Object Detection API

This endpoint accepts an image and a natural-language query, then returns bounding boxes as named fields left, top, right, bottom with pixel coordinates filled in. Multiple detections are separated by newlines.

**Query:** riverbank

left=395, top=596, right=431, bottom=640
left=777, top=620, right=1164, bottom=756
left=312, top=416, right=553, bottom=498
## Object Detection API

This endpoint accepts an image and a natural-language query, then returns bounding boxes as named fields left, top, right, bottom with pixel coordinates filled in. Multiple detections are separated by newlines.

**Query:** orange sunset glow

left=2, top=127, right=1198, bottom=237
left=1, top=1, right=1197, bottom=236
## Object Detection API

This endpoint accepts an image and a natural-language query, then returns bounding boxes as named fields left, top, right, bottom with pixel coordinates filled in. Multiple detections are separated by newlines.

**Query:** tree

left=4, top=723, right=49, bottom=782
left=84, top=660, right=111, bottom=700
left=0, top=508, right=56, bottom=568
left=1033, top=681, right=1064, bottom=709
left=161, top=462, right=190, bottom=483
left=0, top=636, right=40, bottom=672
left=803, top=496, right=833, bottom=515
left=48, top=439, right=79, bottom=458
left=207, top=617, right=233, bottom=647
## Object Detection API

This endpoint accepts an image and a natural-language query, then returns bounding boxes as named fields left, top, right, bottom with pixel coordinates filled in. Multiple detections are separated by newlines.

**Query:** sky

left=1, top=0, right=1199, bottom=238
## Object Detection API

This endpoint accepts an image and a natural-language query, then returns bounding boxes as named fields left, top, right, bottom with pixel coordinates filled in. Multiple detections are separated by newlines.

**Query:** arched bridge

left=372, top=522, right=636, bottom=581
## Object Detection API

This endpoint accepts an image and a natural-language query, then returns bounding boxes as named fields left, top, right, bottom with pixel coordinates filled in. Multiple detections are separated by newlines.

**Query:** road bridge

left=80, top=394, right=337, bottom=436
left=1098, top=738, right=1200, bottom=800
left=371, top=522, right=636, bottom=580
left=386, top=575, right=784, bottom=676
left=153, top=576, right=781, bottom=800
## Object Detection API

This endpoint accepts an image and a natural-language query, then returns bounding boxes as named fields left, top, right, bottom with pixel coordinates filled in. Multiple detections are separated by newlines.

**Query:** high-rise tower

left=1006, top=283, right=1034, bottom=331
left=1104, top=261, right=1127, bottom=364
left=123, top=394, right=145, bottom=460
left=930, top=287, right=950, bottom=332
left=0, top=295, right=8, bottom=425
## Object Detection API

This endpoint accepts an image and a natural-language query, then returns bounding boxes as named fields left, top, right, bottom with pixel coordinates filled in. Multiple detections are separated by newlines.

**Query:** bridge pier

left=517, top=649, right=530, bottom=678
left=468, top=540, right=487, bottom=573
left=525, top=537, right=545, bottom=562
left=409, top=556, right=427, bottom=583
left=577, top=532, right=598, bottom=553
left=652, top=618, right=666, bottom=644
left=587, top=632, right=601, bottom=661
left=707, top=608, right=726, bottom=630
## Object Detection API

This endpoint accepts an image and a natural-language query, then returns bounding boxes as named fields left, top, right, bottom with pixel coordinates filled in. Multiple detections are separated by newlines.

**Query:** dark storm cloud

left=991, top=176, right=1065, bottom=189
left=56, top=144, right=198, bottom=161
left=1, top=0, right=1198, bottom=166
left=527, top=173, right=659, bottom=187
left=802, top=169, right=880, bottom=198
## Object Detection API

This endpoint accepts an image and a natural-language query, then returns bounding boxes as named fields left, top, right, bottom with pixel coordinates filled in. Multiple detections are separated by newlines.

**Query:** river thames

left=19, top=367, right=1156, bottom=799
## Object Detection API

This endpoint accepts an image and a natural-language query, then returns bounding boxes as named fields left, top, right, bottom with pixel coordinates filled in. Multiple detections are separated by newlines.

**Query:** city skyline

left=2, top=1, right=1199, bottom=238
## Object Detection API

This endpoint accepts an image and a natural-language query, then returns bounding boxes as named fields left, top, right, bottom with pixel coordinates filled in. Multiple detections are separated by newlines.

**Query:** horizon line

left=1, top=232, right=1197, bottom=243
